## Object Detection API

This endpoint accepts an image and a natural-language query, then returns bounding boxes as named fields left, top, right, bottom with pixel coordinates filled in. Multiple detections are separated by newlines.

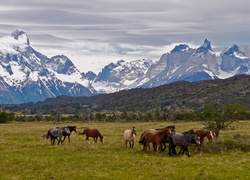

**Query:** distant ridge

left=2, top=74, right=250, bottom=114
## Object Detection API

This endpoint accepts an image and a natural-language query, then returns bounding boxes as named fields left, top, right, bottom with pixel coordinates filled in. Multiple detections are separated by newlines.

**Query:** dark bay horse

left=143, top=127, right=172, bottom=153
left=46, top=127, right=71, bottom=145
left=79, top=128, right=104, bottom=143
left=168, top=132, right=200, bottom=157
left=60, top=126, right=77, bottom=143
left=139, top=126, right=175, bottom=151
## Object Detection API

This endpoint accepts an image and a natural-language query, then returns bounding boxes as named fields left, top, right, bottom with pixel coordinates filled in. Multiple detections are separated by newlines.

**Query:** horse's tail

left=138, top=135, right=146, bottom=144
left=46, top=129, right=51, bottom=139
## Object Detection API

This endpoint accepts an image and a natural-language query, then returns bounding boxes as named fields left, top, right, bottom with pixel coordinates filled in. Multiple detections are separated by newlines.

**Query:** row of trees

left=1, top=102, right=250, bottom=136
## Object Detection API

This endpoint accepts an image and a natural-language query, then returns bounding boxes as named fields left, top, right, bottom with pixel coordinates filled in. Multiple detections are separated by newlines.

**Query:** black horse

left=60, top=126, right=77, bottom=143
left=46, top=126, right=77, bottom=145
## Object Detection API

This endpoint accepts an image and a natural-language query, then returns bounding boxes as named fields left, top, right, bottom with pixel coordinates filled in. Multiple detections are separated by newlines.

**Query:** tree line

left=1, top=102, right=250, bottom=136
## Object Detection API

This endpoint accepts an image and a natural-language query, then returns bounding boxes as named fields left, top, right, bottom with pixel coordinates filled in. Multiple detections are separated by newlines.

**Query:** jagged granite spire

left=195, top=38, right=213, bottom=54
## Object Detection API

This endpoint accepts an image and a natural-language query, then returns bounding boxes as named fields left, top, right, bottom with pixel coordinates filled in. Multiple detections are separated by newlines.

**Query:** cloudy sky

left=1, top=0, right=250, bottom=73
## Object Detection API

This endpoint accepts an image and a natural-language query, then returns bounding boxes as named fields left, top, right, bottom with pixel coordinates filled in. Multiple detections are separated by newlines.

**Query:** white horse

left=124, top=126, right=137, bottom=148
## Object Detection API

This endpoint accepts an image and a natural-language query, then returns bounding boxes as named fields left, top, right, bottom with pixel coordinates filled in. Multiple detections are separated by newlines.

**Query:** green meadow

left=0, top=121, right=250, bottom=180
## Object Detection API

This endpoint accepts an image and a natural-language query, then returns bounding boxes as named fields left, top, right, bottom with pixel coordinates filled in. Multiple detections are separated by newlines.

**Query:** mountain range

left=0, top=29, right=250, bottom=104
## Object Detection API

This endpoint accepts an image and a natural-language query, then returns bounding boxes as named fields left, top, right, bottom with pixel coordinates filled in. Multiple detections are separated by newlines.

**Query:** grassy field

left=0, top=121, right=250, bottom=180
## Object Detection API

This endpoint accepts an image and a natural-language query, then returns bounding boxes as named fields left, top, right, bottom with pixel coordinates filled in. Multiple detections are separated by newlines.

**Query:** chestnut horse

left=195, top=129, right=213, bottom=144
left=139, top=126, right=175, bottom=151
left=182, top=129, right=213, bottom=153
left=79, top=128, right=104, bottom=143
left=143, top=127, right=172, bottom=153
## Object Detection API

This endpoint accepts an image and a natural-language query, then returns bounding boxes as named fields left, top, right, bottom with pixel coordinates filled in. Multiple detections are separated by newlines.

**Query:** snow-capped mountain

left=220, top=44, right=250, bottom=75
left=1, top=29, right=250, bottom=104
left=0, top=29, right=96, bottom=104
left=92, top=59, right=153, bottom=93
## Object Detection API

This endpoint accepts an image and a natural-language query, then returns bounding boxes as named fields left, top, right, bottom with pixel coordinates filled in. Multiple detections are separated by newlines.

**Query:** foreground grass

left=0, top=121, right=249, bottom=179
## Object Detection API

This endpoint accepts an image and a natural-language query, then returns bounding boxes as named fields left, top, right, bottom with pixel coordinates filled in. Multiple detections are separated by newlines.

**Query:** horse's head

left=166, top=126, right=176, bottom=132
left=100, top=137, right=104, bottom=143
left=163, top=127, right=172, bottom=135
left=207, top=130, right=213, bottom=142
left=193, top=134, right=201, bottom=146
left=130, top=126, right=137, bottom=136
left=68, top=126, right=77, bottom=133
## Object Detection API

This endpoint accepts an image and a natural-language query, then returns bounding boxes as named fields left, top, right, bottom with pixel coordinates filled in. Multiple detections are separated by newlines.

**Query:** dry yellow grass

left=0, top=121, right=249, bottom=179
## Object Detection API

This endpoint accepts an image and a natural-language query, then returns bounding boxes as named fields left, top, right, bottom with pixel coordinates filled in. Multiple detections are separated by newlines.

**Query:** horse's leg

left=61, top=136, right=66, bottom=143
left=153, top=143, right=157, bottom=152
left=147, top=142, right=150, bottom=152
left=145, top=141, right=150, bottom=152
left=178, top=148, right=183, bottom=155
left=161, top=142, right=166, bottom=151
left=158, top=143, right=162, bottom=153
left=86, top=136, right=90, bottom=143
left=172, top=146, right=177, bottom=155
left=58, top=137, right=61, bottom=145
left=51, top=138, right=54, bottom=145
left=168, top=143, right=172, bottom=156
left=142, top=141, right=147, bottom=151
left=169, top=143, right=176, bottom=156
left=195, top=143, right=201, bottom=154
left=186, top=147, right=191, bottom=157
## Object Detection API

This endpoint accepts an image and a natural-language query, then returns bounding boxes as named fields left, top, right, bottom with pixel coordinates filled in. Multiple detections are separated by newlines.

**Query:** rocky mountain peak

left=194, top=38, right=213, bottom=55
left=223, top=44, right=245, bottom=57
left=11, top=28, right=30, bottom=46
left=171, top=44, right=190, bottom=53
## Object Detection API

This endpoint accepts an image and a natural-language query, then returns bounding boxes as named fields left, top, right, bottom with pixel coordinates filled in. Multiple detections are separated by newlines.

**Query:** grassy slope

left=0, top=121, right=249, bottom=180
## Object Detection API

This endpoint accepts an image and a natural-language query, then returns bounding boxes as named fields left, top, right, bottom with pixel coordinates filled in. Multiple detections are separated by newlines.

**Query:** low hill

left=1, top=74, right=250, bottom=114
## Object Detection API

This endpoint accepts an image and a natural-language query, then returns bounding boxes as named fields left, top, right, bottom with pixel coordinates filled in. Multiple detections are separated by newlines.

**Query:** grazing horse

left=79, top=128, right=104, bottom=143
left=60, top=126, right=77, bottom=143
left=46, top=127, right=71, bottom=145
left=124, top=126, right=137, bottom=148
left=168, top=132, right=200, bottom=157
left=143, top=127, right=172, bottom=153
left=139, top=126, right=175, bottom=151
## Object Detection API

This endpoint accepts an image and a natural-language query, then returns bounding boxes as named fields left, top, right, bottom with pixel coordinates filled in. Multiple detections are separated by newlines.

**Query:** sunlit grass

left=0, top=121, right=249, bottom=179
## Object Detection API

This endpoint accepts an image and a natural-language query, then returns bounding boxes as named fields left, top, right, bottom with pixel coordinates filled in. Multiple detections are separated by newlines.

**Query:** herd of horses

left=44, top=125, right=213, bottom=157
left=137, top=126, right=213, bottom=156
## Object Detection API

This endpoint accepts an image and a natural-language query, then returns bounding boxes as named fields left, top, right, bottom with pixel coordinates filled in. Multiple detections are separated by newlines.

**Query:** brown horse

left=195, top=129, right=213, bottom=144
left=143, top=127, right=172, bottom=153
left=182, top=129, right=213, bottom=153
left=139, top=126, right=175, bottom=151
left=79, top=128, right=104, bottom=143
